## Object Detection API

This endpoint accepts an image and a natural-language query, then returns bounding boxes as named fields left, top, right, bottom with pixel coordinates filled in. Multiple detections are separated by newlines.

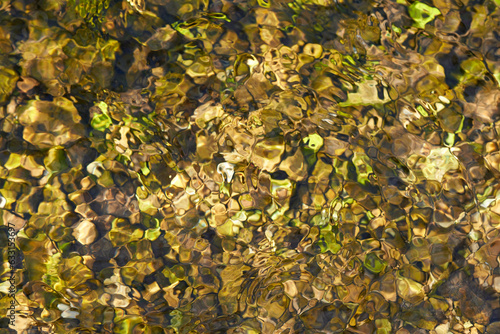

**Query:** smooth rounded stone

left=72, top=219, right=97, bottom=245
left=252, top=136, right=285, bottom=172
left=17, top=98, right=86, bottom=149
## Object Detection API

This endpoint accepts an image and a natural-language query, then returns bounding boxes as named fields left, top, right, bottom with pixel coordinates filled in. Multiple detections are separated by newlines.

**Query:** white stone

left=217, top=162, right=235, bottom=183
left=86, top=161, right=103, bottom=177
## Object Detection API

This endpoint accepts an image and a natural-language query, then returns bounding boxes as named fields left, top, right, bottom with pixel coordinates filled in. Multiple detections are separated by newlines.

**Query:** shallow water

left=1, top=0, right=500, bottom=333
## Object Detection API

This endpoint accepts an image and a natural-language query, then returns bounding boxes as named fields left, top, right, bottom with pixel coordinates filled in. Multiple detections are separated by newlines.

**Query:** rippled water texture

left=1, top=0, right=500, bottom=332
